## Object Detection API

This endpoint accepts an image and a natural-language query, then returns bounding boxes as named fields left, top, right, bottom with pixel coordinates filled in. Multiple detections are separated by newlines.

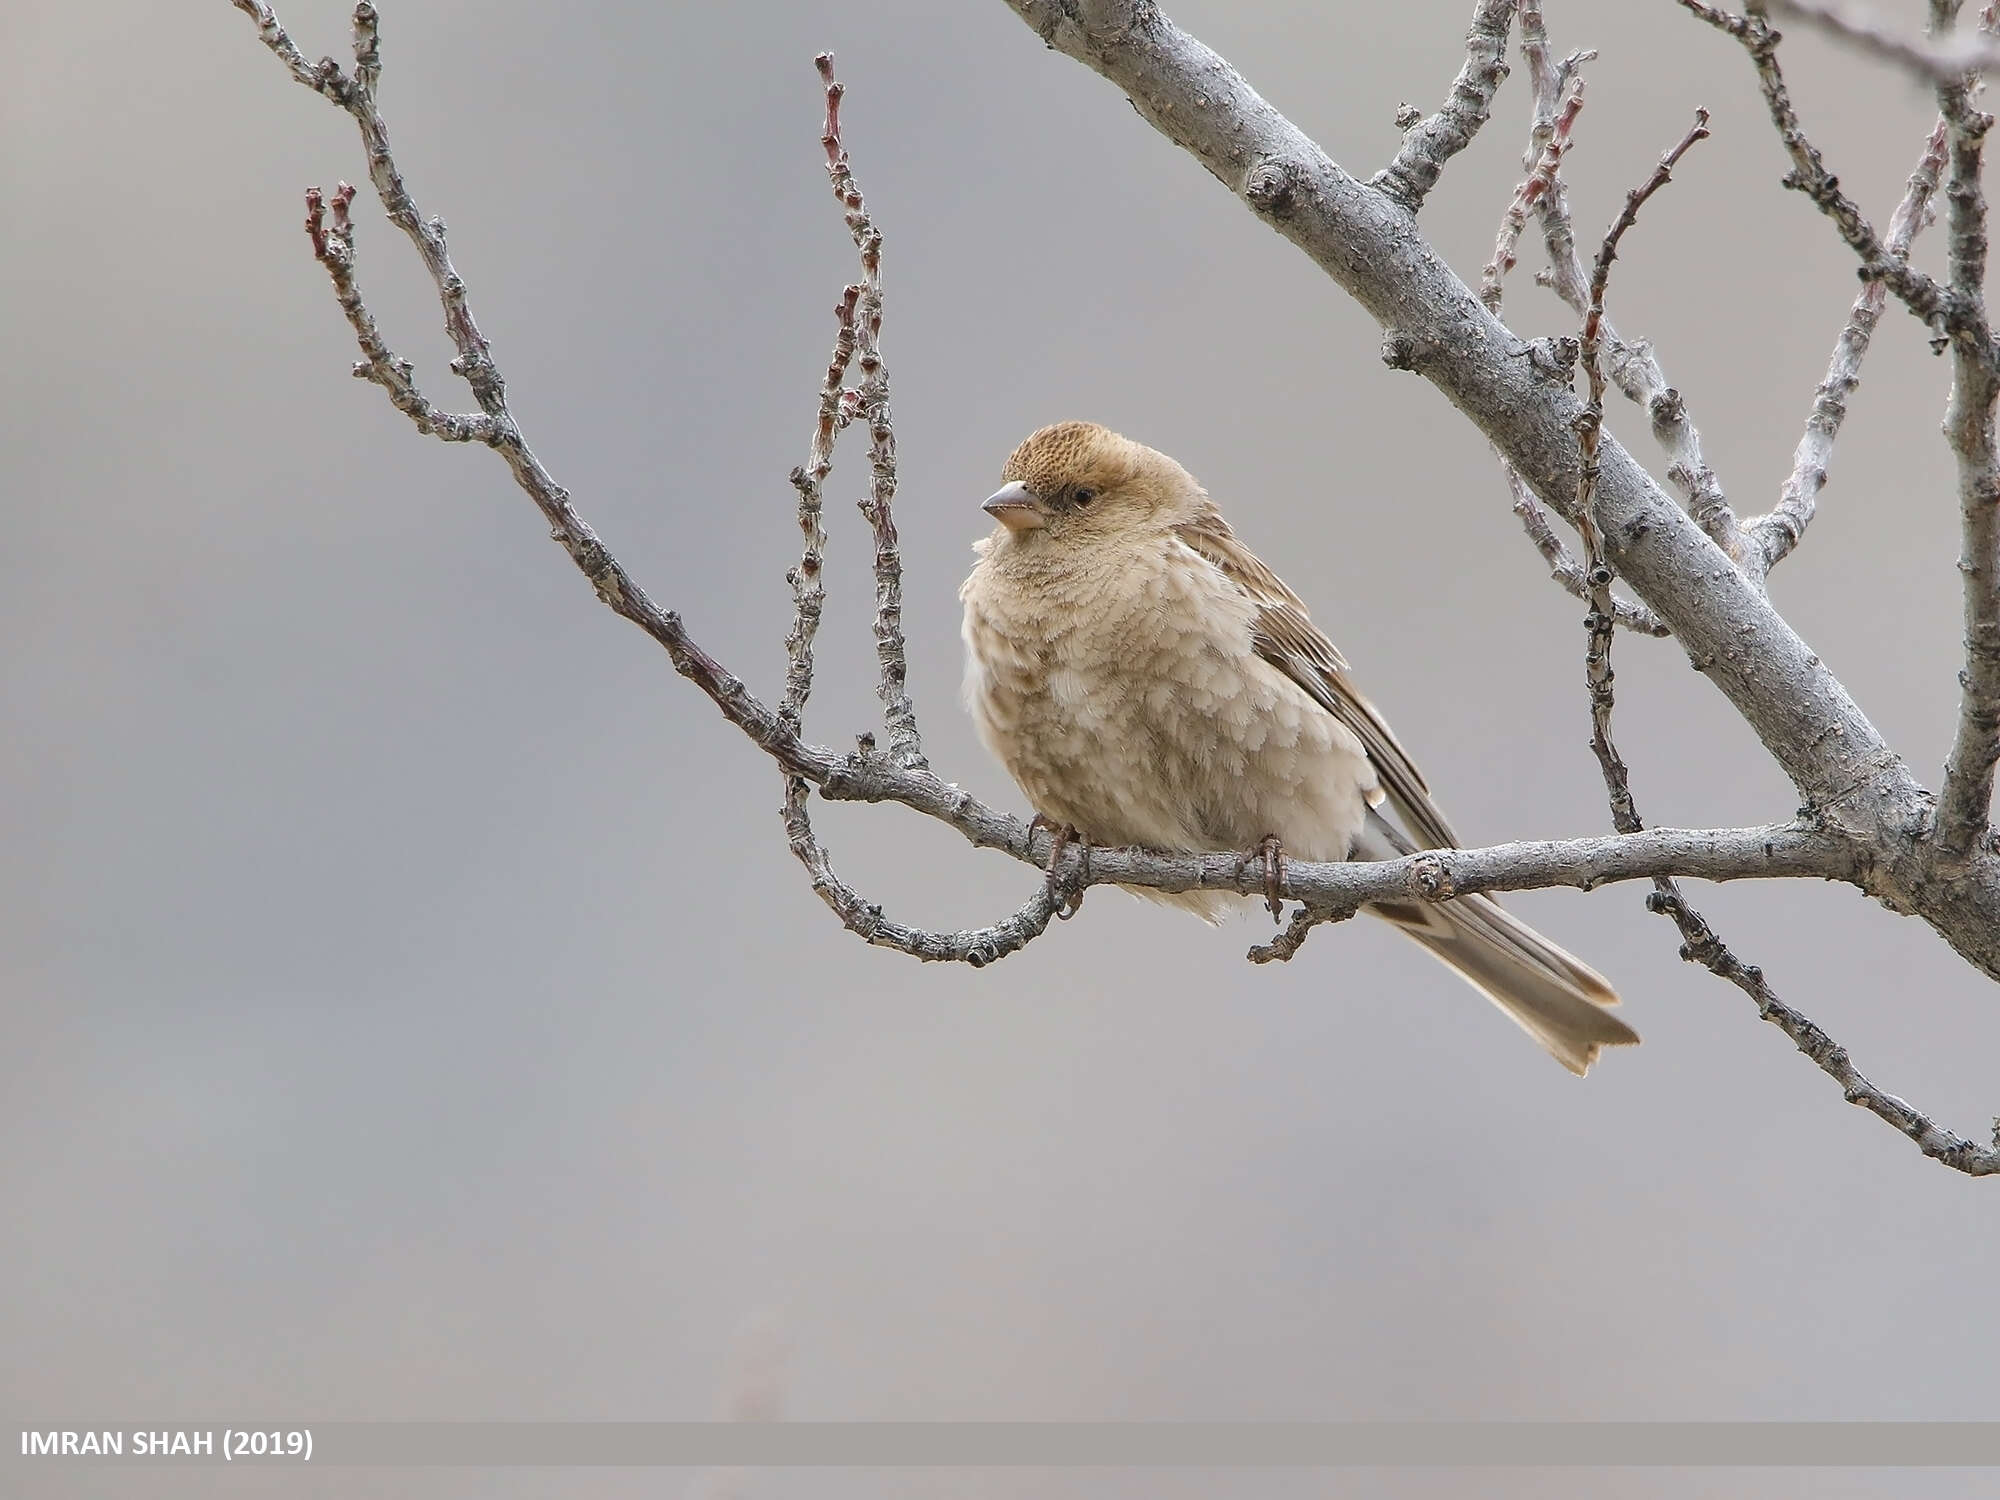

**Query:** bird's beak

left=982, top=480, right=1046, bottom=532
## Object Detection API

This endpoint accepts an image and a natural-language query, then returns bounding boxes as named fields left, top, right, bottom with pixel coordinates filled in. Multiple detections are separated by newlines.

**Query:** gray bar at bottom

left=21, top=1423, right=2000, bottom=1467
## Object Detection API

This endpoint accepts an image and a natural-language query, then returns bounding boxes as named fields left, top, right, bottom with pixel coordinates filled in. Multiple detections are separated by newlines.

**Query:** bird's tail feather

left=1353, top=811, right=1637, bottom=1076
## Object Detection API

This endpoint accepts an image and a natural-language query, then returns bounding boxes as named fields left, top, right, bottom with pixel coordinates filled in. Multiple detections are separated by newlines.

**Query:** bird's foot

left=1030, top=814, right=1089, bottom=919
left=1235, top=834, right=1287, bottom=923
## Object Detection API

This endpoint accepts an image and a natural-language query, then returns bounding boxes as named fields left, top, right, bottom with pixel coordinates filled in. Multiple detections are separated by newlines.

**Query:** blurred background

left=6, top=1, right=1999, bottom=1496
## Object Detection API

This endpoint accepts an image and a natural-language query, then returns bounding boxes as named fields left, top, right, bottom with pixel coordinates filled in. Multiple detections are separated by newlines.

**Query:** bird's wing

left=1173, top=507, right=1464, bottom=851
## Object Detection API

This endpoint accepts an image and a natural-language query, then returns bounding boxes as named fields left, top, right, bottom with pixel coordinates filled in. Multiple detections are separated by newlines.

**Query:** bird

left=959, top=420, right=1638, bottom=1075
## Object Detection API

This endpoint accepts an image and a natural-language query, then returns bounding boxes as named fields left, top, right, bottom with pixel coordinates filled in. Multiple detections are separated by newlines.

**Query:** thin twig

left=1372, top=0, right=1517, bottom=214
left=784, top=811, right=1069, bottom=966
left=301, top=181, right=495, bottom=443
left=1506, top=465, right=1670, bottom=635
left=1646, top=883, right=2000, bottom=1173
left=1515, top=3, right=1585, bottom=177
left=817, top=53, right=926, bottom=773
left=1572, top=111, right=1712, bottom=836
left=1579, top=106, right=1713, bottom=779
left=780, top=283, right=861, bottom=734
left=1481, top=67, right=1584, bottom=313
left=1247, top=904, right=1355, bottom=965
left=1750, top=119, right=1951, bottom=579
left=1682, top=1, right=1988, bottom=364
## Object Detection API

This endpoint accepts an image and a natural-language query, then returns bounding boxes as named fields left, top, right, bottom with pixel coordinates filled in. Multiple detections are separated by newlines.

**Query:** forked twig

left=1750, top=120, right=1951, bottom=580
left=780, top=54, right=1059, bottom=962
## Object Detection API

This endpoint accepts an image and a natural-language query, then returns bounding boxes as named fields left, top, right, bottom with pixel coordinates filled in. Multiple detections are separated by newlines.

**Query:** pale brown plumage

left=960, top=420, right=1638, bottom=1075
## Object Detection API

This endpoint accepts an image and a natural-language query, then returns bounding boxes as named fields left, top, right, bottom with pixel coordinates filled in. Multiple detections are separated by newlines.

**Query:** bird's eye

left=1073, top=487, right=1097, bottom=507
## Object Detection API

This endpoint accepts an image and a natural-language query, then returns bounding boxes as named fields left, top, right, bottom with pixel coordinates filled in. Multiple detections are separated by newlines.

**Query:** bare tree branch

left=1373, top=0, right=1516, bottom=214
left=1931, top=0, right=2000, bottom=861
left=995, top=0, right=2000, bottom=1164
left=1574, top=109, right=1712, bottom=837
left=1516, top=0, right=1592, bottom=295
left=301, top=181, right=496, bottom=443
left=785, top=813, right=1070, bottom=967
left=1506, top=464, right=1671, bottom=635
left=1645, top=883, right=2000, bottom=1174
left=1245, top=902, right=1348, bottom=965
left=1480, top=57, right=1581, bottom=314
left=816, top=54, right=927, bottom=774
left=1749, top=119, right=1950, bottom=579
left=1683, top=2, right=1988, bottom=364
left=780, top=280, right=858, bottom=735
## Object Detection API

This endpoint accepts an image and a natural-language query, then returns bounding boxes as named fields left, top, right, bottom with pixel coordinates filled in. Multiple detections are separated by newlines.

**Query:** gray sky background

left=6, top=1, right=2000, bottom=1497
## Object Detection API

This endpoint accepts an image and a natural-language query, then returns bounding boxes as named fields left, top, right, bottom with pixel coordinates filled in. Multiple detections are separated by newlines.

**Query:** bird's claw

left=1031, top=814, right=1089, bottom=919
left=1235, top=834, right=1287, bottom=923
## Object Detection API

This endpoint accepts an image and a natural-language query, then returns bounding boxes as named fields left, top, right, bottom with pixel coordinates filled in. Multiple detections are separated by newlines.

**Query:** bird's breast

left=960, top=541, right=1375, bottom=861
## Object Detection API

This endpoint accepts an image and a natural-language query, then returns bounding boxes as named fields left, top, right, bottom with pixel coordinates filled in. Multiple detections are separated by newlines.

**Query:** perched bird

left=959, top=420, right=1638, bottom=1075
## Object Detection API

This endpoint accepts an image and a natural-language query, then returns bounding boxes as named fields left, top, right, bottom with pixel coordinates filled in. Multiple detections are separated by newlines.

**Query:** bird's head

left=982, top=421, right=1201, bottom=548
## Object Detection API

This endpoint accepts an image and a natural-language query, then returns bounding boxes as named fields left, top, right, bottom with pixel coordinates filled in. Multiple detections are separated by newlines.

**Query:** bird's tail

left=1352, top=811, right=1638, bottom=1076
